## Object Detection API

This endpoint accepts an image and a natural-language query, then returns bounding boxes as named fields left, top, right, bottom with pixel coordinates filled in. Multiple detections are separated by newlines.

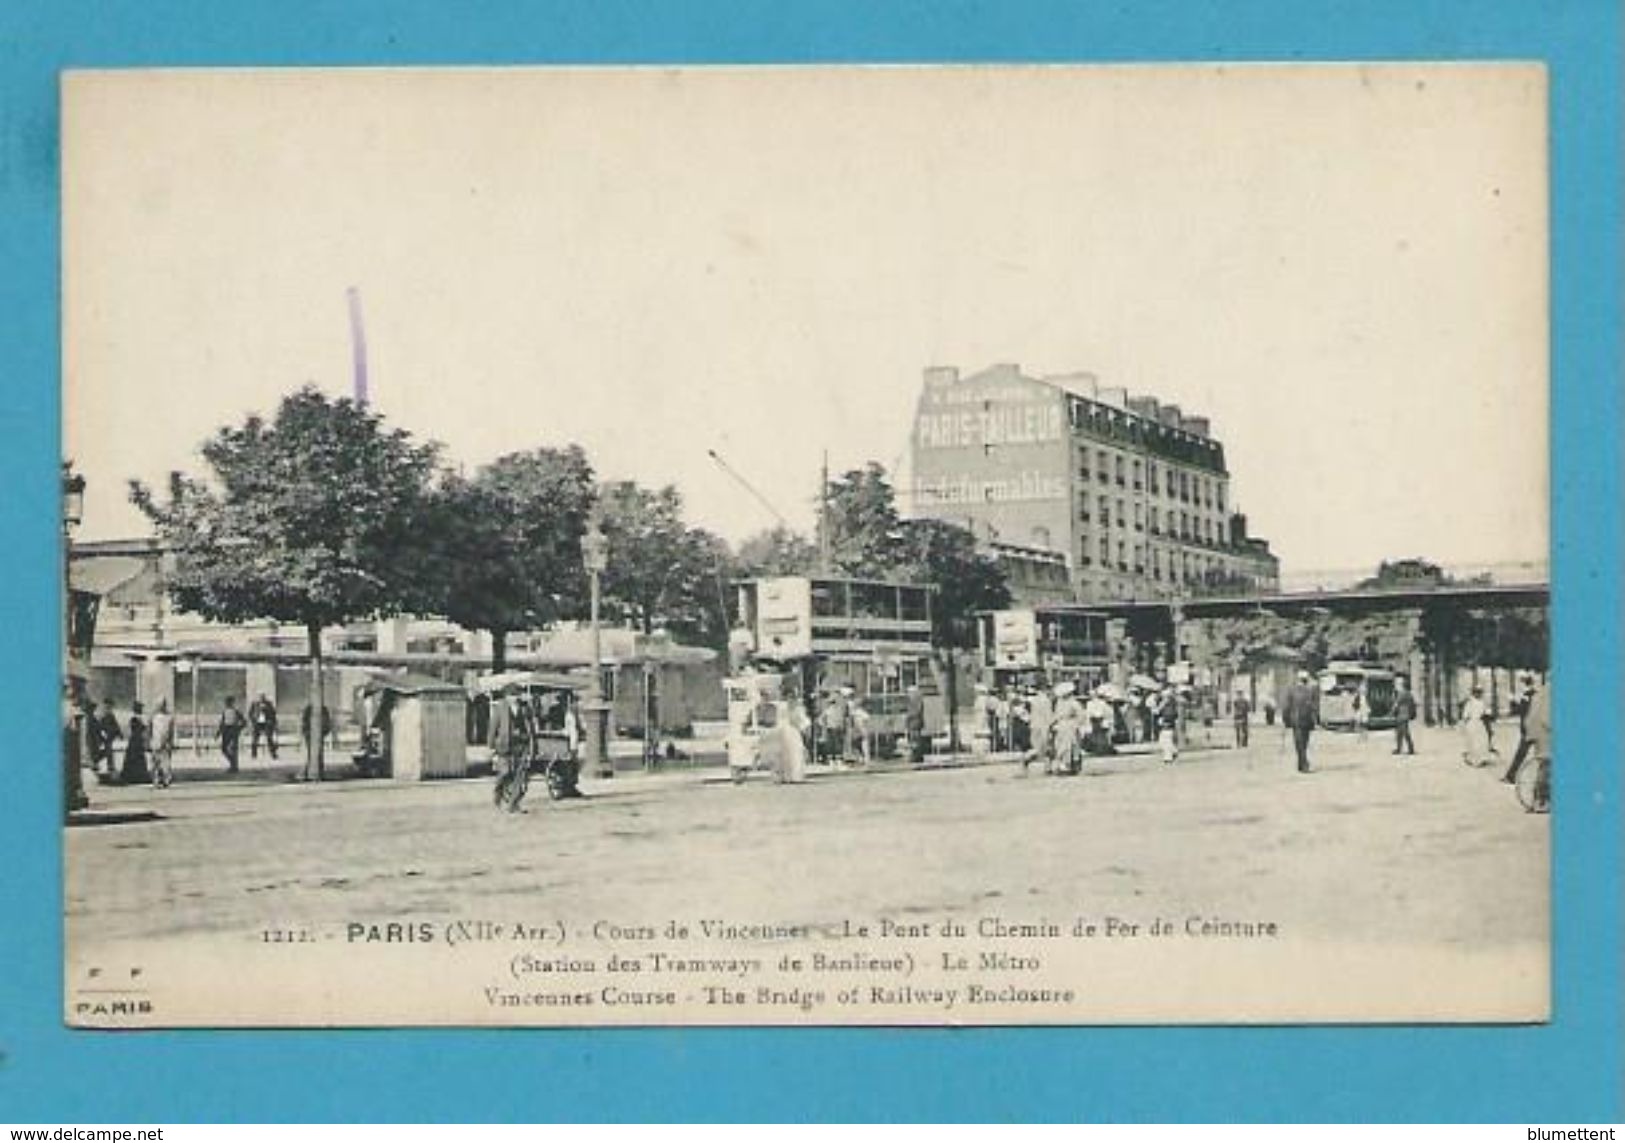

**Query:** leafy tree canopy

left=598, top=481, right=732, bottom=646
left=422, top=446, right=596, bottom=667
left=897, top=517, right=1012, bottom=648
left=824, top=463, right=907, bottom=576
left=129, top=387, right=439, bottom=630
left=736, top=525, right=819, bottom=577
left=820, top=462, right=1011, bottom=648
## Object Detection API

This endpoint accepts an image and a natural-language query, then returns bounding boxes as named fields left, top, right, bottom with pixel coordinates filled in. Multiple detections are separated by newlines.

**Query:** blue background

left=1, top=0, right=1619, bottom=1123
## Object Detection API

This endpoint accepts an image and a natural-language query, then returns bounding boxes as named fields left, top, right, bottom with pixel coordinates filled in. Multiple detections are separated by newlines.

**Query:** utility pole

left=818, top=451, right=832, bottom=573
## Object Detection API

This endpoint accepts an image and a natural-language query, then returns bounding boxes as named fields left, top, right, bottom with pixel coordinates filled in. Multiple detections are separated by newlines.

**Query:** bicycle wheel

left=1515, top=756, right=1550, bottom=814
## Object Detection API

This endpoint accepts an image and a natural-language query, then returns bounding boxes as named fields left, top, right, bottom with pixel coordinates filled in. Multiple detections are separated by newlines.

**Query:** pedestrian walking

left=92, top=700, right=122, bottom=777
left=1052, top=683, right=1086, bottom=775
left=1352, top=686, right=1369, bottom=743
left=1156, top=688, right=1180, bottom=764
left=63, top=688, right=90, bottom=813
left=849, top=698, right=872, bottom=763
left=1280, top=670, right=1320, bottom=774
left=969, top=685, right=993, bottom=756
left=777, top=699, right=810, bottom=784
left=1010, top=691, right=1031, bottom=753
left=216, top=696, right=247, bottom=773
left=1026, top=686, right=1054, bottom=774
left=1390, top=678, right=1417, bottom=756
left=1262, top=695, right=1277, bottom=727
left=489, top=687, right=531, bottom=813
left=1460, top=687, right=1493, bottom=767
left=818, top=688, right=848, bottom=764
left=248, top=694, right=279, bottom=759
left=121, top=702, right=151, bottom=785
left=1085, top=690, right=1115, bottom=756
left=150, top=699, right=176, bottom=788
left=905, top=685, right=926, bottom=763
left=1232, top=692, right=1251, bottom=748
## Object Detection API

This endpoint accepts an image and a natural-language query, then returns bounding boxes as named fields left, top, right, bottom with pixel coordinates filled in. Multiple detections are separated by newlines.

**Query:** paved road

left=68, top=721, right=1546, bottom=951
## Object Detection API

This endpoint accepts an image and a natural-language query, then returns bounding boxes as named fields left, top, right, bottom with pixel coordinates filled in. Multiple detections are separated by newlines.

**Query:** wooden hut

left=359, top=673, right=469, bottom=781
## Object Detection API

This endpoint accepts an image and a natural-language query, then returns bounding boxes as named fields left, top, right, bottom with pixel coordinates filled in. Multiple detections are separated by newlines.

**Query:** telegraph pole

left=818, top=451, right=832, bottom=573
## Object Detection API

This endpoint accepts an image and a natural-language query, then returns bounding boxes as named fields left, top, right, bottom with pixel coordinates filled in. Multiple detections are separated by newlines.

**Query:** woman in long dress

left=777, top=700, right=810, bottom=784
left=1460, top=687, right=1492, bottom=766
left=121, top=702, right=151, bottom=785
left=1051, top=684, right=1085, bottom=776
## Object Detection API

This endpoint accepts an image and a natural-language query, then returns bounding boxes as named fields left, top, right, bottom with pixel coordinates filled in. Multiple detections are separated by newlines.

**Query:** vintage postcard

left=62, top=64, right=1549, bottom=1027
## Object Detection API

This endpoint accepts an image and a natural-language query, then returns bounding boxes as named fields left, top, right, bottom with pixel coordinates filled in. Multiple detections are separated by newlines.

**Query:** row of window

left=1081, top=496, right=1230, bottom=546
left=1066, top=397, right=1227, bottom=474
left=1076, top=448, right=1227, bottom=510
left=1077, top=540, right=1269, bottom=587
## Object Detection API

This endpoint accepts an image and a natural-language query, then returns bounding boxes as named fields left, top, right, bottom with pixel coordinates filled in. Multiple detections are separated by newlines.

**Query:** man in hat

left=92, top=699, right=123, bottom=777
left=489, top=684, right=532, bottom=813
left=215, top=696, right=246, bottom=774
left=904, top=685, right=926, bottom=763
left=1501, top=674, right=1540, bottom=784
left=1232, top=691, right=1251, bottom=749
left=1280, top=670, right=1321, bottom=773
left=248, top=693, right=279, bottom=760
left=150, top=698, right=176, bottom=788
left=1391, top=677, right=1418, bottom=756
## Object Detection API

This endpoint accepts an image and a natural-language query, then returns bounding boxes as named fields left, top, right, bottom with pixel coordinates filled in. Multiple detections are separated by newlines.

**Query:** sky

left=63, top=64, right=1548, bottom=582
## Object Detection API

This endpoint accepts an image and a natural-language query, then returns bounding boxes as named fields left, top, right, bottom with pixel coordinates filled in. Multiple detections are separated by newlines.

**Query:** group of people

left=1232, top=669, right=1550, bottom=782
left=1235, top=669, right=1417, bottom=774
left=977, top=679, right=1189, bottom=776
left=1457, top=673, right=1553, bottom=785
left=66, top=693, right=177, bottom=788
left=65, top=689, right=342, bottom=792
left=813, top=686, right=874, bottom=765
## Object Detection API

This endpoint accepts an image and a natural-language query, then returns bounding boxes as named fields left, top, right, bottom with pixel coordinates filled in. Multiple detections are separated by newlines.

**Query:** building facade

left=910, top=363, right=1279, bottom=603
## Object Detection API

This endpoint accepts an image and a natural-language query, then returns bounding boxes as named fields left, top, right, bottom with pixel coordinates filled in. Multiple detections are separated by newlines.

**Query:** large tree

left=422, top=446, right=595, bottom=670
left=823, top=463, right=907, bottom=576
left=735, top=525, right=818, bottom=577
left=597, top=481, right=732, bottom=646
left=897, top=516, right=1012, bottom=750
left=130, top=387, right=439, bottom=779
left=819, top=464, right=1011, bottom=748
left=897, top=517, right=1012, bottom=647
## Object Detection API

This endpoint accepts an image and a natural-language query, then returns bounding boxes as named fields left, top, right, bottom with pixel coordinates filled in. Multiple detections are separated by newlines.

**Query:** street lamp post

left=63, top=466, right=89, bottom=816
left=581, top=517, right=612, bottom=780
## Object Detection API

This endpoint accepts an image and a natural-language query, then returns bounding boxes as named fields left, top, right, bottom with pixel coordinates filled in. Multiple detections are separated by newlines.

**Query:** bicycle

left=1514, top=751, right=1550, bottom=814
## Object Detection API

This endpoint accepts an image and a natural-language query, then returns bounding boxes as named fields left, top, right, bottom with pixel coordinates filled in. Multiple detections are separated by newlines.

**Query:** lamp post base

left=583, top=699, right=612, bottom=780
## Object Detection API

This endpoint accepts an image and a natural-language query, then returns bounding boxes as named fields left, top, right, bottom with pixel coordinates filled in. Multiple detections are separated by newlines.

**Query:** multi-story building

left=909, top=362, right=1279, bottom=603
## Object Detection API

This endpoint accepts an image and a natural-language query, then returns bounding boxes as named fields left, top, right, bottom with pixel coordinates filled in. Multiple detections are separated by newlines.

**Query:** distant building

left=987, top=540, right=1073, bottom=608
left=909, top=363, right=1279, bottom=603
left=69, top=538, right=722, bottom=736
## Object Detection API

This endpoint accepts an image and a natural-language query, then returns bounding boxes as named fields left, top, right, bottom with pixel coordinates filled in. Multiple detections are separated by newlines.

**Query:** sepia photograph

left=61, top=63, right=1550, bottom=1027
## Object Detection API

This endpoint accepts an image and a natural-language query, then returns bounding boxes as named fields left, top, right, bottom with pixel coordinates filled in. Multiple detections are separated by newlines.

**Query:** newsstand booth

left=354, top=673, right=469, bottom=781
